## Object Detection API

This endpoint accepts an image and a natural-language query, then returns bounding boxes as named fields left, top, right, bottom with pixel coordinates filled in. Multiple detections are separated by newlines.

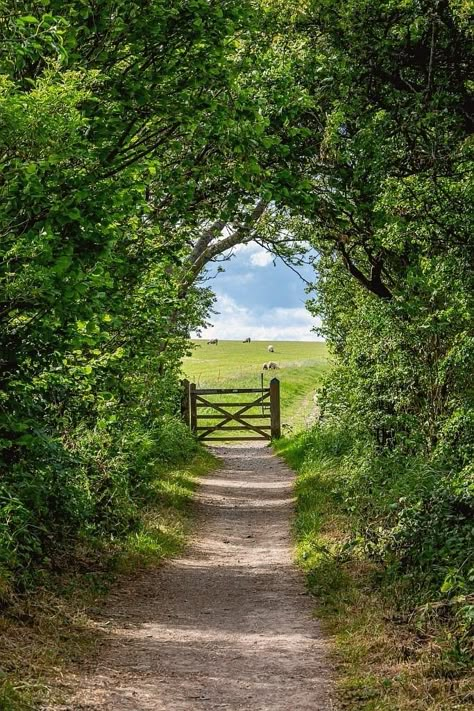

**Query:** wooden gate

left=181, top=379, right=281, bottom=441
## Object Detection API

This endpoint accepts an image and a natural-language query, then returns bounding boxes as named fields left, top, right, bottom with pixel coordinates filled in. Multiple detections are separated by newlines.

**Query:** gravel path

left=59, top=444, right=333, bottom=710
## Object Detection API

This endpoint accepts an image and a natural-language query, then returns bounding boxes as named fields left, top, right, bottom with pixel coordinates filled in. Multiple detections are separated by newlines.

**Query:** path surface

left=59, top=444, right=333, bottom=710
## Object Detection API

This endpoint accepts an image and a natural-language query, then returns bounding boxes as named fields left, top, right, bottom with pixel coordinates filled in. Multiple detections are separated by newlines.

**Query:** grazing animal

left=262, top=361, right=279, bottom=370
left=243, top=337, right=251, bottom=343
left=207, top=338, right=218, bottom=345
left=267, top=345, right=274, bottom=353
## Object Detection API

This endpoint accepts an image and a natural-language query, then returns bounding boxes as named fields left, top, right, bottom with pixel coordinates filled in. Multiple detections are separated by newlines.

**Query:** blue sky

left=196, top=242, right=322, bottom=341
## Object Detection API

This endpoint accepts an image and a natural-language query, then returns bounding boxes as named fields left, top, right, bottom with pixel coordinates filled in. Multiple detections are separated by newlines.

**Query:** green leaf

left=18, top=15, right=38, bottom=23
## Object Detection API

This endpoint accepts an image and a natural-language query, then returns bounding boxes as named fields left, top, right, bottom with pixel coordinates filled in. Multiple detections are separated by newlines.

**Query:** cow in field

left=207, top=338, right=218, bottom=345
left=243, top=337, right=251, bottom=343
left=263, top=361, right=279, bottom=370
left=267, top=345, right=274, bottom=352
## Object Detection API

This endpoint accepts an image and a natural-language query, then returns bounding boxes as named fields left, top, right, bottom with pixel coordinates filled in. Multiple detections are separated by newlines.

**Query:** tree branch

left=338, top=242, right=393, bottom=299
left=179, top=200, right=268, bottom=294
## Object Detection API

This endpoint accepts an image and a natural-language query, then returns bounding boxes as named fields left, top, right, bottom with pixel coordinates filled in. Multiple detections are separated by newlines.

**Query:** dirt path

left=58, top=444, right=333, bottom=710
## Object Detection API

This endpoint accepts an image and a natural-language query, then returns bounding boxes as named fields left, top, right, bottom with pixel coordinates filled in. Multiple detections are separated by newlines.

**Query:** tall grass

left=276, top=427, right=474, bottom=711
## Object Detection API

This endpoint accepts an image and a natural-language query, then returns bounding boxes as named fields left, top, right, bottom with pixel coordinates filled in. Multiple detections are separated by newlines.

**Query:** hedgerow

left=0, top=2, right=472, bottom=686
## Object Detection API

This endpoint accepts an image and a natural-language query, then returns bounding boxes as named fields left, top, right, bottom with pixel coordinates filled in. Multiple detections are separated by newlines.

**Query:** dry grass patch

left=0, top=581, right=103, bottom=710
left=329, top=577, right=473, bottom=710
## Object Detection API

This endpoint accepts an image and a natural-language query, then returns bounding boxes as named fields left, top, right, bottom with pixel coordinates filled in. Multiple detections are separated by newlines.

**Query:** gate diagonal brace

left=195, top=393, right=270, bottom=439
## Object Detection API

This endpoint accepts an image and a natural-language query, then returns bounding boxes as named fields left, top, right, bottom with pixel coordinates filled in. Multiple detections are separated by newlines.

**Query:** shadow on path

left=55, top=444, right=333, bottom=711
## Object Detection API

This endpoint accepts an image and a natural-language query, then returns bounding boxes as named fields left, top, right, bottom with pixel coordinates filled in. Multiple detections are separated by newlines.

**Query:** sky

left=195, top=242, right=322, bottom=341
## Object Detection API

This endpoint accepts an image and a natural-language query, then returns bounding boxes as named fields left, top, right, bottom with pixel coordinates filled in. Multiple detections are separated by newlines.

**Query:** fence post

left=180, top=379, right=190, bottom=426
left=189, top=382, right=197, bottom=434
left=270, top=377, right=281, bottom=439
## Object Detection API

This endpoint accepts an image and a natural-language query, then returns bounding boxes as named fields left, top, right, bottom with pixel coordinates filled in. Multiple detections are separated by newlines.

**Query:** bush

left=0, top=407, right=198, bottom=596
left=291, top=421, right=474, bottom=652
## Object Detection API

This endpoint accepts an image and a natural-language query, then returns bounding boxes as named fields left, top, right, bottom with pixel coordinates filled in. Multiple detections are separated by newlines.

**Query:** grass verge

left=0, top=449, right=217, bottom=710
left=275, top=433, right=473, bottom=711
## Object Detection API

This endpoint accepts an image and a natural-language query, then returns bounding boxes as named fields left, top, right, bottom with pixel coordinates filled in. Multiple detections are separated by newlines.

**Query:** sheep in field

left=262, top=361, right=279, bottom=370
left=207, top=338, right=218, bottom=345
left=267, top=345, right=274, bottom=353
left=243, top=337, right=251, bottom=343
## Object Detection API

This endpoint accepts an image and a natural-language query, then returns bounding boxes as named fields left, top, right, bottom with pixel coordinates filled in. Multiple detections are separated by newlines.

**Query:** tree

left=0, top=0, right=276, bottom=587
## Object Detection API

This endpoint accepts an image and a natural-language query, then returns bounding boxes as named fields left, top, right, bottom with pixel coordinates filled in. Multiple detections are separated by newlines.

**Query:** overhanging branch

left=338, top=242, right=393, bottom=299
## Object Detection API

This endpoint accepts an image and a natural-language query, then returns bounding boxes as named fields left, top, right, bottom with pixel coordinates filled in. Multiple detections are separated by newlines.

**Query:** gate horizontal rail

left=196, top=414, right=270, bottom=420
left=202, top=437, right=268, bottom=442
left=193, top=388, right=267, bottom=394
left=196, top=425, right=272, bottom=431
left=195, top=401, right=268, bottom=408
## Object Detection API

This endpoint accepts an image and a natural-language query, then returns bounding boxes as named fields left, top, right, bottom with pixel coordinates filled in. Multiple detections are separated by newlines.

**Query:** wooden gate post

left=180, top=379, right=190, bottom=426
left=189, top=382, right=197, bottom=434
left=270, top=377, right=281, bottom=439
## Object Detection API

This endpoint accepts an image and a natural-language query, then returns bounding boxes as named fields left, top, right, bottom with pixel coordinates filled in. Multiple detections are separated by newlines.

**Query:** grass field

left=182, top=340, right=330, bottom=434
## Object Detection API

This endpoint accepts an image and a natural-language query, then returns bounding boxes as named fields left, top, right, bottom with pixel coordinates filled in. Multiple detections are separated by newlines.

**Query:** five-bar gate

left=181, top=379, right=281, bottom=441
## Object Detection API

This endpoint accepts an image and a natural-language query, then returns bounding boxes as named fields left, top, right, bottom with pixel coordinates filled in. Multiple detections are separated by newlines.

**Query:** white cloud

left=233, top=242, right=256, bottom=254
left=249, top=249, right=273, bottom=267
left=231, top=241, right=274, bottom=268
left=273, top=307, right=312, bottom=320
left=197, top=294, right=322, bottom=341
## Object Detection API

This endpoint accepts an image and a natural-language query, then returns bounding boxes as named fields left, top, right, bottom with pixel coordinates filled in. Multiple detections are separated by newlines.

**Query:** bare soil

left=54, top=444, right=333, bottom=710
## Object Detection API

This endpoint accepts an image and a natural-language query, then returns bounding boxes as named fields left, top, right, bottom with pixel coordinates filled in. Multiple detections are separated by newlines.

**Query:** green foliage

left=284, top=418, right=474, bottom=650
left=308, top=265, right=474, bottom=624
left=0, top=0, right=258, bottom=595
left=260, top=0, right=474, bottom=647
left=0, top=0, right=472, bottom=697
left=277, top=426, right=473, bottom=709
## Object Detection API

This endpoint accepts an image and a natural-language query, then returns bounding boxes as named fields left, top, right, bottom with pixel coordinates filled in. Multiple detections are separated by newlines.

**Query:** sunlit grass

left=115, top=452, right=216, bottom=572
